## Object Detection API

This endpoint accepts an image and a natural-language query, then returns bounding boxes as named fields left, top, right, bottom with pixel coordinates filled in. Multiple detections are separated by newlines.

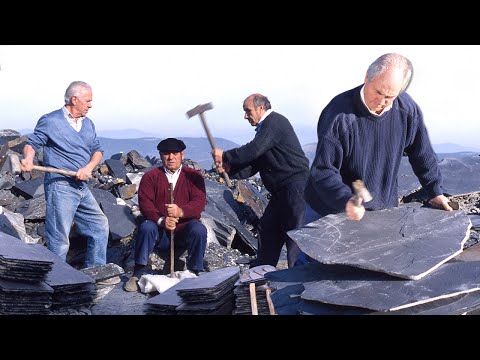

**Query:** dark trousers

left=135, top=219, right=207, bottom=272
left=253, top=179, right=306, bottom=268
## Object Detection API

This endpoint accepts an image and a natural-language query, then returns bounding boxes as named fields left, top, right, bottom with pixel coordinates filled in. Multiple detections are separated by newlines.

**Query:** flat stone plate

left=301, top=260, right=480, bottom=312
left=288, top=204, right=471, bottom=279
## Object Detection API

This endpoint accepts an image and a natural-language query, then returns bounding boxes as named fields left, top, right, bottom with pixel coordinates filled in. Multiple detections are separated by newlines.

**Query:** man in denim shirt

left=21, top=81, right=109, bottom=268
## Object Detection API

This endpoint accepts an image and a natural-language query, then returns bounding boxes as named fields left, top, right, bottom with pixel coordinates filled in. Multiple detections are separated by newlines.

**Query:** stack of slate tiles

left=144, top=278, right=198, bottom=315
left=35, top=245, right=96, bottom=311
left=0, top=232, right=54, bottom=314
left=175, top=266, right=240, bottom=315
left=0, top=231, right=97, bottom=314
left=233, top=265, right=276, bottom=315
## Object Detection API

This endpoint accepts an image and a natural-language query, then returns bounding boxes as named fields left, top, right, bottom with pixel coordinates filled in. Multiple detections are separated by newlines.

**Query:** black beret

left=157, top=138, right=186, bottom=153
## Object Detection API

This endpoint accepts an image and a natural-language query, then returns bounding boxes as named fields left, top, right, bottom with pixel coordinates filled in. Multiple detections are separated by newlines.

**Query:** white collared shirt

left=157, top=165, right=183, bottom=226
left=360, top=85, right=392, bottom=117
left=163, top=165, right=182, bottom=190
left=63, top=107, right=83, bottom=132
left=255, top=108, right=273, bottom=131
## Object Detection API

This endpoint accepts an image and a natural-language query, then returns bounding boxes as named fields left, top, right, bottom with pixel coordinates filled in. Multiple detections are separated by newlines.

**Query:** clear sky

left=0, top=45, right=479, bottom=148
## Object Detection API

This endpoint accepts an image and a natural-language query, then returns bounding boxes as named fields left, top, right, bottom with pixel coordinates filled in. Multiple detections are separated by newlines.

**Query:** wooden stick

left=198, top=112, right=233, bottom=188
left=169, top=182, right=175, bottom=277
left=249, top=282, right=258, bottom=315
left=266, top=287, right=276, bottom=315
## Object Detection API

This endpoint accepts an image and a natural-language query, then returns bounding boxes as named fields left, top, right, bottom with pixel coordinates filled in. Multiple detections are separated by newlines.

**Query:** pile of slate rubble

left=1, top=128, right=480, bottom=315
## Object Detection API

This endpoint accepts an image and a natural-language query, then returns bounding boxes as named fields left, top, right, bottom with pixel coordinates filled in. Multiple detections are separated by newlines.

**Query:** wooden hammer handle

left=32, top=165, right=77, bottom=177
left=266, top=287, right=276, bottom=315
left=249, top=282, right=258, bottom=315
left=199, top=113, right=234, bottom=188
left=169, top=182, right=175, bottom=277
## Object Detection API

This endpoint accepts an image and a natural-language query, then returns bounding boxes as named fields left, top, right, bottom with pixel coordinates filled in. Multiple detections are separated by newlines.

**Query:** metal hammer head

left=8, top=153, right=22, bottom=175
left=352, top=180, right=373, bottom=206
left=186, top=103, right=213, bottom=119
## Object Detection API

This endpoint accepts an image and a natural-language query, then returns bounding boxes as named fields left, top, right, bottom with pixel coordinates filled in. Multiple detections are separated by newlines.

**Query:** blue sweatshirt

left=304, top=84, right=443, bottom=216
left=27, top=108, right=104, bottom=182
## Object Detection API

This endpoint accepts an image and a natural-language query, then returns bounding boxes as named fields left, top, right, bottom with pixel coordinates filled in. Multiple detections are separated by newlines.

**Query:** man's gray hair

left=252, top=94, right=272, bottom=110
left=64, top=81, right=91, bottom=105
left=366, top=53, right=413, bottom=93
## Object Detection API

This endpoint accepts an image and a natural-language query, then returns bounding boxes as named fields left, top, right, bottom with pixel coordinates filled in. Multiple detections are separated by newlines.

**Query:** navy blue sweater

left=223, top=111, right=309, bottom=193
left=304, top=85, right=443, bottom=216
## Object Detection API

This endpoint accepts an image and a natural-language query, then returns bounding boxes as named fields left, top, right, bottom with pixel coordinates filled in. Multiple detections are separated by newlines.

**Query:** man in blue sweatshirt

left=304, top=53, right=453, bottom=226
left=212, top=93, right=309, bottom=268
left=21, top=81, right=109, bottom=269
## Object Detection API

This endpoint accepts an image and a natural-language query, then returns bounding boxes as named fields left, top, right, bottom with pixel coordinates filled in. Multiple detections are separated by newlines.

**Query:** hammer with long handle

left=169, top=182, right=175, bottom=278
left=186, top=103, right=234, bottom=188
left=9, top=153, right=77, bottom=177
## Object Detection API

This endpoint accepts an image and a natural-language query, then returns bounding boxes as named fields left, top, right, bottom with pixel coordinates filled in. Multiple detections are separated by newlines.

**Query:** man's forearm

left=22, top=144, right=36, bottom=162
left=85, top=151, right=103, bottom=171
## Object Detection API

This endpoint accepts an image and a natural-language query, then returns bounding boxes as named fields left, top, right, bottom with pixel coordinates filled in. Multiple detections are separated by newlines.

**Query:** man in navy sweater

left=304, top=53, right=453, bottom=226
left=212, top=94, right=309, bottom=268
left=21, top=81, right=109, bottom=269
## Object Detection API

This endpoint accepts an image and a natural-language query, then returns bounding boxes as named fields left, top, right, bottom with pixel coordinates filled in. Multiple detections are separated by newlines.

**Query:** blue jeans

left=135, top=219, right=207, bottom=272
left=294, top=202, right=322, bottom=266
left=44, top=178, right=109, bottom=268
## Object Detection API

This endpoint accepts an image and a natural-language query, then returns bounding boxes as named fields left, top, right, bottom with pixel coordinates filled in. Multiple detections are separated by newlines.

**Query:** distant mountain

left=97, top=129, right=157, bottom=139
left=433, top=143, right=480, bottom=154
left=99, top=136, right=239, bottom=170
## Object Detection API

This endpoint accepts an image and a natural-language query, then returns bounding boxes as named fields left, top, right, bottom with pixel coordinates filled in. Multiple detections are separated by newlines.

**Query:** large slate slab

left=11, top=176, right=44, bottom=199
left=265, top=262, right=390, bottom=315
left=15, top=194, right=46, bottom=220
left=301, top=260, right=480, bottom=312
left=104, top=158, right=128, bottom=181
left=100, top=201, right=136, bottom=241
left=90, top=187, right=117, bottom=207
left=288, top=203, right=471, bottom=279
left=205, top=179, right=243, bottom=219
left=379, top=291, right=480, bottom=315
left=205, top=179, right=258, bottom=252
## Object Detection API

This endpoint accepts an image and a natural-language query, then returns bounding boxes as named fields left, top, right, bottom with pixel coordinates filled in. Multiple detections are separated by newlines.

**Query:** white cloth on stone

left=138, top=270, right=197, bottom=294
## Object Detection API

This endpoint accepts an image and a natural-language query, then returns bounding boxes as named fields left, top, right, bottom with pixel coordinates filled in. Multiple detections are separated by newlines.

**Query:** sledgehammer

left=9, top=153, right=77, bottom=177
left=186, top=103, right=233, bottom=188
